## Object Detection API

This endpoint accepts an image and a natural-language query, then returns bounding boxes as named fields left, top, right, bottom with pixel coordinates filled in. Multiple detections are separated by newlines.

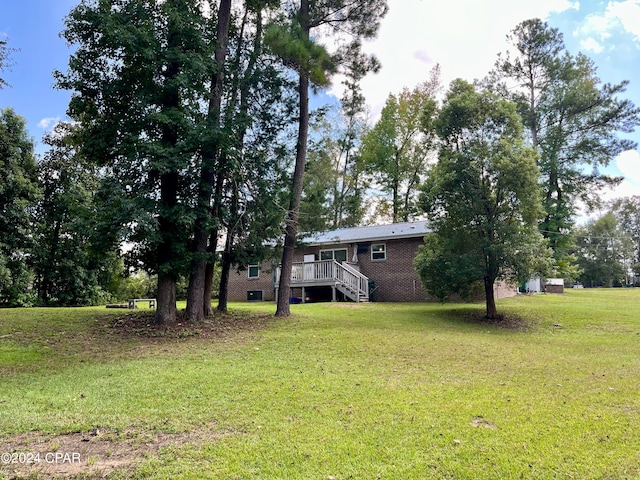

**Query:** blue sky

left=2, top=0, right=639, bottom=208
left=1, top=0, right=78, bottom=143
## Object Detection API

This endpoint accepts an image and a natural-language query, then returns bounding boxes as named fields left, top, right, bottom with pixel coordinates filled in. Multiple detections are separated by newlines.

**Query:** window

left=371, top=243, right=386, bottom=261
left=248, top=264, right=259, bottom=279
left=320, top=248, right=348, bottom=263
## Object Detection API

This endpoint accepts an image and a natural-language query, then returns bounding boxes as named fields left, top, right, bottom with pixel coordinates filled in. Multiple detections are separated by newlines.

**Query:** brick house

left=227, top=221, right=517, bottom=303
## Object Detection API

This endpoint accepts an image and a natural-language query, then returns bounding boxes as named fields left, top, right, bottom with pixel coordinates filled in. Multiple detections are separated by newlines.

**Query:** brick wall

left=289, top=237, right=429, bottom=302
left=226, top=261, right=276, bottom=302
left=226, top=236, right=518, bottom=303
left=493, top=280, right=518, bottom=300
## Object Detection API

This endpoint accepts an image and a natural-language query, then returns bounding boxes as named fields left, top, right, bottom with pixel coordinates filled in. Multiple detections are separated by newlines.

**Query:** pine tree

left=488, top=19, right=640, bottom=277
left=268, top=0, right=388, bottom=317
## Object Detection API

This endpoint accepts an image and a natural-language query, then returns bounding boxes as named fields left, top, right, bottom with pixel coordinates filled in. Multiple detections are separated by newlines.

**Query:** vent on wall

left=247, top=290, right=263, bottom=301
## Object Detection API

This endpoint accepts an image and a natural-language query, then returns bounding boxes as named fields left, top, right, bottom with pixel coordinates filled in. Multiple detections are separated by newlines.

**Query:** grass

left=1, top=290, right=639, bottom=479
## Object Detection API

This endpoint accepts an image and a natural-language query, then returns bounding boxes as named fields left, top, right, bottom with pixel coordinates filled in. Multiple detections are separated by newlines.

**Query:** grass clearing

left=1, top=290, right=639, bottom=479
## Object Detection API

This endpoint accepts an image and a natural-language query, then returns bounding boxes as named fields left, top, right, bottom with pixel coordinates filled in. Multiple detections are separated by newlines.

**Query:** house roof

left=302, top=221, right=430, bottom=246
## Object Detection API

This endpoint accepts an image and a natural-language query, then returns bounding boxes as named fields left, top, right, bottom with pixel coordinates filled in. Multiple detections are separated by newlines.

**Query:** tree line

left=1, top=10, right=639, bottom=320
left=0, top=0, right=387, bottom=320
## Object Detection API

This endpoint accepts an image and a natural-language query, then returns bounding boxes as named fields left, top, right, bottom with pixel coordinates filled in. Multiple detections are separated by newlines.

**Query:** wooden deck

left=276, top=259, right=369, bottom=302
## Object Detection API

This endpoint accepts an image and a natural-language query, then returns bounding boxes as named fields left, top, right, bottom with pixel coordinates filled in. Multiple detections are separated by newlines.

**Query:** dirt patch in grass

left=102, top=309, right=275, bottom=341
left=450, top=309, right=537, bottom=331
left=0, top=424, right=231, bottom=479
left=471, top=416, right=498, bottom=429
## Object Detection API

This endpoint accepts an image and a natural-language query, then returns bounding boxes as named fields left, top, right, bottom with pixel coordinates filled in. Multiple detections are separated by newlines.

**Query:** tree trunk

left=217, top=249, right=232, bottom=312
left=276, top=0, right=310, bottom=317
left=392, top=151, right=400, bottom=223
left=203, top=265, right=215, bottom=316
left=213, top=8, right=261, bottom=311
left=154, top=10, right=183, bottom=325
left=217, top=166, right=239, bottom=313
left=203, top=232, right=218, bottom=317
left=40, top=219, right=61, bottom=304
left=186, top=227, right=208, bottom=320
left=186, top=0, right=232, bottom=322
left=528, top=64, right=539, bottom=151
left=484, top=276, right=498, bottom=320
left=155, top=170, right=179, bottom=324
left=156, top=270, right=177, bottom=324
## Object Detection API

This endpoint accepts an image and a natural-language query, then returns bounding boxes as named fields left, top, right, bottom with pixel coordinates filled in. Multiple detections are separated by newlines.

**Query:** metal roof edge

left=301, top=221, right=430, bottom=246
left=306, top=232, right=427, bottom=246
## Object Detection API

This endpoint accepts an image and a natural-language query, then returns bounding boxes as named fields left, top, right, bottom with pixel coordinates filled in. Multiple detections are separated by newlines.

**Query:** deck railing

left=338, top=261, right=369, bottom=300
left=276, top=259, right=369, bottom=302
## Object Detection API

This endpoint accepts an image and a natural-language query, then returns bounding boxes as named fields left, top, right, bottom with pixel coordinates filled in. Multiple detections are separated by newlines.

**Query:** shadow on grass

left=0, top=308, right=277, bottom=376
left=102, top=309, right=275, bottom=340
left=445, top=307, right=538, bottom=331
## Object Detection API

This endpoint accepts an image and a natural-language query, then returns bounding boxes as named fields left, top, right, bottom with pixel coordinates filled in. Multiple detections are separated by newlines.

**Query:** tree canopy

left=488, top=19, right=640, bottom=276
left=415, top=80, right=552, bottom=319
left=574, top=213, right=634, bottom=287
left=360, top=66, right=440, bottom=223
left=57, top=0, right=213, bottom=323
left=5, top=9, right=640, bottom=316
left=272, top=0, right=388, bottom=317
left=0, top=108, right=39, bottom=306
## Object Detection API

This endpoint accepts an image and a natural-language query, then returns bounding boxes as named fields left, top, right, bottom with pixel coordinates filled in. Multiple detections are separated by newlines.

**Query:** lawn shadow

left=443, top=307, right=538, bottom=331
left=101, top=308, right=275, bottom=341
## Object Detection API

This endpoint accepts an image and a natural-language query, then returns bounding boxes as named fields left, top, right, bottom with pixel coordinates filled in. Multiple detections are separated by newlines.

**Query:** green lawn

left=1, top=290, right=639, bottom=479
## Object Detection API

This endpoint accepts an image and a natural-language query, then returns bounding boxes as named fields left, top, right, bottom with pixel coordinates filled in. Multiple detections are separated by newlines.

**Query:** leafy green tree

left=269, top=0, right=388, bottom=317
left=328, top=40, right=379, bottom=229
left=574, top=213, right=633, bottom=287
left=361, top=66, right=440, bottom=222
left=299, top=46, right=375, bottom=232
left=0, top=108, right=39, bottom=306
left=32, top=123, right=114, bottom=306
left=488, top=19, right=640, bottom=276
left=415, top=80, right=551, bottom=319
left=185, top=0, right=233, bottom=321
left=57, top=0, right=211, bottom=323
left=299, top=131, right=335, bottom=233
left=609, top=196, right=640, bottom=284
left=188, top=0, right=293, bottom=318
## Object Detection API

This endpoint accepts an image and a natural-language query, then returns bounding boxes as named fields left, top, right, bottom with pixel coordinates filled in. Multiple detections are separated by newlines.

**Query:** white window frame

left=371, top=243, right=386, bottom=261
left=320, top=248, right=348, bottom=263
left=247, top=264, right=260, bottom=279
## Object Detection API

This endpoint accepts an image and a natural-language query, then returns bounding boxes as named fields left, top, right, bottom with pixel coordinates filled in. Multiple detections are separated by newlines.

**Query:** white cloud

left=329, top=0, right=580, bottom=120
left=574, top=0, right=640, bottom=53
left=606, top=0, right=640, bottom=41
left=579, top=37, right=605, bottom=53
left=37, top=116, right=60, bottom=130
left=599, top=150, right=640, bottom=203
left=615, top=149, right=640, bottom=184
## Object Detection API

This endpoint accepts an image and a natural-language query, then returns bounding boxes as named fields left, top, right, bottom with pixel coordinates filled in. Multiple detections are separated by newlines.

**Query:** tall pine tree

left=268, top=0, right=388, bottom=317
left=488, top=19, right=640, bottom=277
